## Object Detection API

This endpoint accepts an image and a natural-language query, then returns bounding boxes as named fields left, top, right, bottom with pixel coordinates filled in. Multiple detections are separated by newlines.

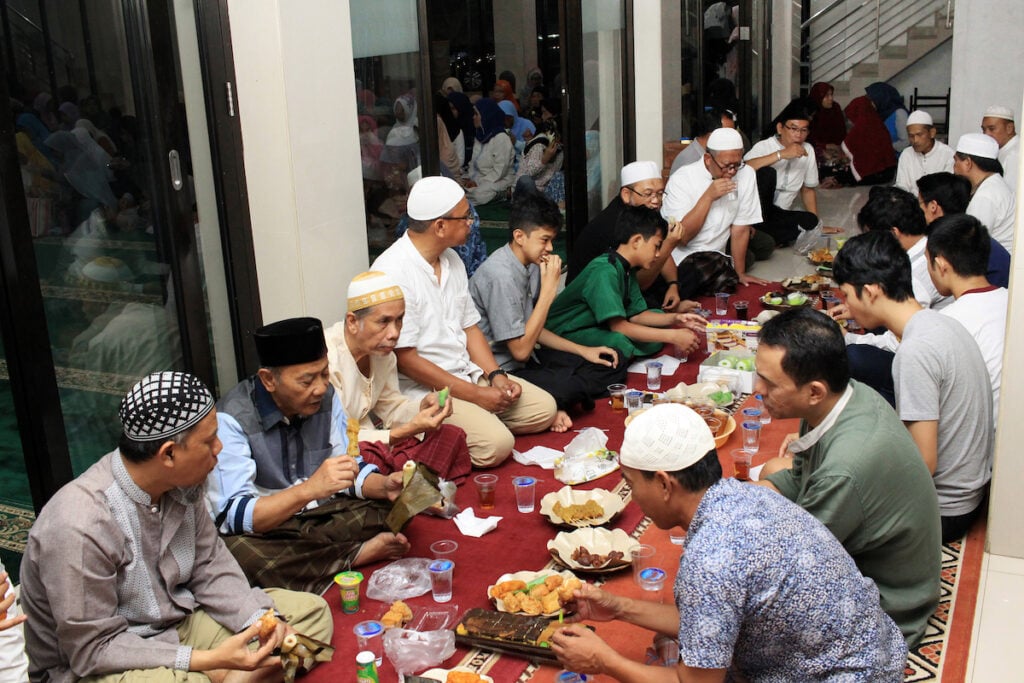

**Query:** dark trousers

left=754, top=166, right=818, bottom=246
left=847, top=344, right=895, bottom=407
left=514, top=347, right=628, bottom=411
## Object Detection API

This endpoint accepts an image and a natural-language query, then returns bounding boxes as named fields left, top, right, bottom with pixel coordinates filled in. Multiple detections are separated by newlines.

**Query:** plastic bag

left=422, top=479, right=460, bottom=520
left=383, top=627, right=456, bottom=675
left=555, top=427, right=618, bottom=485
left=793, top=219, right=826, bottom=255
left=365, top=558, right=432, bottom=602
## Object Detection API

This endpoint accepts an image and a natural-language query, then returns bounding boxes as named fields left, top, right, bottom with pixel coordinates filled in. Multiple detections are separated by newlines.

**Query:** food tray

left=547, top=527, right=638, bottom=573
left=453, top=608, right=562, bottom=665
left=488, top=569, right=580, bottom=616
left=419, top=667, right=494, bottom=683
left=538, top=486, right=625, bottom=528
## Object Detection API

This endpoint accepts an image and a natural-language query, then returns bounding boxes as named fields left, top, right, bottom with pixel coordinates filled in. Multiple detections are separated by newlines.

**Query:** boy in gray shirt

left=834, top=231, right=993, bottom=542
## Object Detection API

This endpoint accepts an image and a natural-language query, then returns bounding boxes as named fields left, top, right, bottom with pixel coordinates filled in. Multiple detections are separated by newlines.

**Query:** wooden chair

left=910, top=87, right=951, bottom=137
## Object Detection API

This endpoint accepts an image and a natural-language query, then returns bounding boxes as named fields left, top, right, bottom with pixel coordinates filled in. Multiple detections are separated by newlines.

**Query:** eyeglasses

left=626, top=187, right=665, bottom=200
left=441, top=213, right=474, bottom=223
left=784, top=124, right=810, bottom=134
left=708, top=155, right=745, bottom=174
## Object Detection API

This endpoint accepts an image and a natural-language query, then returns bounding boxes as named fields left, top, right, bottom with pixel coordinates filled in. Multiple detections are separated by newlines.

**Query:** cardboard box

left=705, top=320, right=762, bottom=354
left=698, top=351, right=756, bottom=394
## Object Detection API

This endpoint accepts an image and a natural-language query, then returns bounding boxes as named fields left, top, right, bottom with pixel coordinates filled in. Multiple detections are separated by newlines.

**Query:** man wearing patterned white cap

left=21, top=371, right=332, bottom=680
left=568, top=160, right=694, bottom=311
left=373, top=176, right=558, bottom=467
left=981, top=105, right=1018, bottom=193
left=323, top=271, right=471, bottom=481
left=954, top=132, right=1017, bottom=250
left=894, top=110, right=954, bottom=193
left=662, top=126, right=768, bottom=285
left=549, top=404, right=907, bottom=681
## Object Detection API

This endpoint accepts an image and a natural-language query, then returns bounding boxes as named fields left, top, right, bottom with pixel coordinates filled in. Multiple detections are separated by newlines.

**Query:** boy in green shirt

left=546, top=206, right=706, bottom=361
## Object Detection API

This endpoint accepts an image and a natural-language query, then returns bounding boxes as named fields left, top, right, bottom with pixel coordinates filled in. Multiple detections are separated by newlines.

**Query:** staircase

left=802, top=0, right=954, bottom=99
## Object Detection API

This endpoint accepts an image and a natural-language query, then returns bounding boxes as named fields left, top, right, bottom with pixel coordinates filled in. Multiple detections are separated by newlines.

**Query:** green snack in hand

left=437, top=386, right=450, bottom=408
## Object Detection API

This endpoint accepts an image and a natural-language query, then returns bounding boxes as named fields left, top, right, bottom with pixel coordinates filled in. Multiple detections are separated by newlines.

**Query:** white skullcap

left=347, top=270, right=404, bottom=312
left=983, top=105, right=1014, bottom=121
left=82, top=256, right=133, bottom=283
left=906, top=110, right=933, bottom=127
left=956, top=133, right=1000, bottom=160
left=620, top=161, right=661, bottom=187
left=619, top=404, right=716, bottom=472
left=706, top=127, right=744, bottom=151
left=407, top=176, right=465, bottom=220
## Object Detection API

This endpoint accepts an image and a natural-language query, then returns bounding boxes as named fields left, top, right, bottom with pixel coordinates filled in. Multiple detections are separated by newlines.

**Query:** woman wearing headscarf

left=435, top=90, right=465, bottom=180
left=519, top=67, right=543, bottom=105
left=808, top=82, right=849, bottom=186
left=514, top=118, right=564, bottom=203
left=447, top=91, right=476, bottom=172
left=865, top=82, right=909, bottom=152
left=490, top=79, right=520, bottom=113
left=32, top=92, right=59, bottom=132
left=358, top=114, right=383, bottom=181
left=498, top=100, right=536, bottom=144
left=463, top=98, right=515, bottom=205
left=441, top=77, right=463, bottom=95
left=380, top=91, right=420, bottom=176
left=841, top=95, right=897, bottom=185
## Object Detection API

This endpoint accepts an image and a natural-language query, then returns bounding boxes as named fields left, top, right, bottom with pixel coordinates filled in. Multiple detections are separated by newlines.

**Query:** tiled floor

left=755, top=185, right=1022, bottom=682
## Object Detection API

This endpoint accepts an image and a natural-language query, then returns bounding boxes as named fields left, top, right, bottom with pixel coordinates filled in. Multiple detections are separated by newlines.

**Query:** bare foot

left=551, top=410, right=573, bottom=433
left=353, top=531, right=410, bottom=566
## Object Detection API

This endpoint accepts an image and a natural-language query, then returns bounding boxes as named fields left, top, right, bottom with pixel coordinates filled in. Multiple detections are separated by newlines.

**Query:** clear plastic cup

left=732, top=300, right=749, bottom=320
left=715, top=292, right=729, bottom=316
left=638, top=567, right=667, bottom=602
left=646, top=361, right=663, bottom=391
left=429, top=559, right=454, bottom=602
left=731, top=448, right=752, bottom=481
left=608, top=383, right=627, bottom=411
left=631, top=544, right=656, bottom=586
left=353, top=620, right=384, bottom=665
left=741, top=421, right=761, bottom=453
left=430, top=539, right=459, bottom=559
left=625, top=390, right=644, bottom=414
left=473, top=473, right=498, bottom=509
left=512, top=476, right=536, bottom=513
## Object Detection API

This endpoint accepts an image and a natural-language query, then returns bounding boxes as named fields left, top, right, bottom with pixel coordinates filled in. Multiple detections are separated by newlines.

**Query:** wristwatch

left=487, top=368, right=508, bottom=385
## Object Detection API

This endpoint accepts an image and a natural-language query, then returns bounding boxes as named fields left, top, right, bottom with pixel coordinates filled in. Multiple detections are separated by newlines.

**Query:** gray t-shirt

left=894, top=309, right=994, bottom=516
left=469, top=243, right=539, bottom=369
left=670, top=140, right=706, bottom=175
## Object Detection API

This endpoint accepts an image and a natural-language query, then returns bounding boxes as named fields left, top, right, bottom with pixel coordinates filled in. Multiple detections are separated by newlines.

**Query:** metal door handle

left=168, top=149, right=183, bottom=191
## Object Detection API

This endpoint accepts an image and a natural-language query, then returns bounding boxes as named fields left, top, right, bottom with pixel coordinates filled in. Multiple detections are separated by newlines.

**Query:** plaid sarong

left=358, top=423, right=472, bottom=484
left=223, top=497, right=392, bottom=594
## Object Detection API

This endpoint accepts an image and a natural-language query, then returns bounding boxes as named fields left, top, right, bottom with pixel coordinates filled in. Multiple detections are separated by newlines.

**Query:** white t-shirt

left=661, top=160, right=762, bottom=264
left=894, top=140, right=955, bottom=194
left=371, top=233, right=483, bottom=400
left=0, top=559, right=28, bottom=683
left=907, top=237, right=951, bottom=310
left=744, top=137, right=819, bottom=209
left=998, top=134, right=1018, bottom=196
left=940, top=286, right=1008, bottom=423
left=966, top=173, right=1016, bottom=251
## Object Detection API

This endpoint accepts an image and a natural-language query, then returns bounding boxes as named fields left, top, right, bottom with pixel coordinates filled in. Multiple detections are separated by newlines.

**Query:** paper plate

left=487, top=569, right=580, bottom=617
left=420, top=667, right=494, bottom=683
left=539, top=485, right=625, bottom=527
left=547, top=527, right=639, bottom=573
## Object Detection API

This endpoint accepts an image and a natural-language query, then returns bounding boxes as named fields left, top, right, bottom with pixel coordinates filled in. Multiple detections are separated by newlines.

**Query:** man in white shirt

left=981, top=105, right=1018, bottom=194
left=894, top=110, right=955, bottom=193
left=670, top=108, right=737, bottom=175
left=954, top=133, right=1016, bottom=251
left=926, top=214, right=1007, bottom=424
left=372, top=176, right=558, bottom=467
left=743, top=100, right=820, bottom=246
left=661, top=127, right=767, bottom=285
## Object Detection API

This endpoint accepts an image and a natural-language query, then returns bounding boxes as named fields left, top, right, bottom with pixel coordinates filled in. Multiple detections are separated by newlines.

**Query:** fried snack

left=519, top=596, right=543, bottom=615
left=447, top=673, right=485, bottom=683
left=552, top=499, right=605, bottom=524
left=557, top=577, right=582, bottom=602
left=540, top=591, right=561, bottom=614
left=809, top=247, right=834, bottom=263
left=528, top=584, right=550, bottom=599
left=256, top=609, right=278, bottom=639
left=490, top=580, right=527, bottom=599
left=501, top=592, right=522, bottom=612
left=380, top=600, right=413, bottom=629
left=544, top=575, right=563, bottom=591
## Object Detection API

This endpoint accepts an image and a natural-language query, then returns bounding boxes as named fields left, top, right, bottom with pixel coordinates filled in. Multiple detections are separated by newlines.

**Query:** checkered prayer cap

left=119, top=371, right=214, bottom=442
left=619, top=404, right=716, bottom=472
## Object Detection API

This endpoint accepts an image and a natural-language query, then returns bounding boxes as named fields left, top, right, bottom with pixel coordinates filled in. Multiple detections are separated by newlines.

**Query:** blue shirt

left=676, top=478, right=907, bottom=681
left=987, top=237, right=1011, bottom=289
left=207, top=379, right=376, bottom=534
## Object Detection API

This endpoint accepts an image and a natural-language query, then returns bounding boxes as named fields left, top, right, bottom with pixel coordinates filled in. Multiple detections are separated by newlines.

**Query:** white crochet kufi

left=407, top=176, right=465, bottom=220
left=619, top=404, right=716, bottom=472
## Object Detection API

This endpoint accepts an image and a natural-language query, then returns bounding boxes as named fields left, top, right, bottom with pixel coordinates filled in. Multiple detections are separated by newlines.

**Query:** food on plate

left=785, top=292, right=808, bottom=306
left=782, top=273, right=832, bottom=291
left=380, top=600, right=413, bottom=629
left=446, top=672, right=486, bottom=683
left=761, top=291, right=808, bottom=307
left=552, top=499, right=604, bottom=524
left=490, top=573, right=582, bottom=615
left=571, top=546, right=625, bottom=568
left=809, top=247, right=834, bottom=263
left=457, top=608, right=556, bottom=646
left=256, top=609, right=278, bottom=639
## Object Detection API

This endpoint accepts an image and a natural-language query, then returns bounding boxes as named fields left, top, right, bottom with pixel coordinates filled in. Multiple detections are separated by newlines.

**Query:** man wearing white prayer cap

left=567, top=160, right=697, bottom=313
left=981, top=105, right=1018, bottom=193
left=322, top=271, right=471, bottom=482
left=372, top=176, right=558, bottom=467
left=894, top=109, right=954, bottom=193
left=661, top=125, right=767, bottom=286
left=954, top=133, right=1017, bottom=250
left=548, top=403, right=908, bottom=681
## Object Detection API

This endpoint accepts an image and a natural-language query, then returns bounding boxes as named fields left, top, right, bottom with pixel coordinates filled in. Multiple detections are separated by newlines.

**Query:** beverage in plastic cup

left=726, top=190, right=738, bottom=201
left=731, top=448, right=753, bottom=481
left=430, top=539, right=459, bottom=559
left=429, top=559, right=454, bottom=603
left=705, top=416, right=723, bottom=437
left=608, top=383, right=627, bottom=411
left=474, top=473, right=498, bottom=509
left=638, top=567, right=667, bottom=602
left=353, top=620, right=384, bottom=665
left=631, top=544, right=656, bottom=586
left=754, top=393, right=771, bottom=424
left=625, top=390, right=644, bottom=414
left=669, top=527, right=686, bottom=545
left=334, top=570, right=364, bottom=614
left=646, top=361, right=663, bottom=391
left=715, top=292, right=729, bottom=316
left=733, top=300, right=748, bottom=320
left=741, top=407, right=761, bottom=423
left=513, top=476, right=537, bottom=513
left=741, top=421, right=761, bottom=453
left=673, top=344, right=689, bottom=363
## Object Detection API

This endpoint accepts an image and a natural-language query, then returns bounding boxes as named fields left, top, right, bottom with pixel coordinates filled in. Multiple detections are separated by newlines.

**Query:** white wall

left=888, top=41, right=952, bottom=131
left=770, top=0, right=796, bottom=118
left=227, top=0, right=368, bottom=327
left=633, top=1, right=663, bottom=164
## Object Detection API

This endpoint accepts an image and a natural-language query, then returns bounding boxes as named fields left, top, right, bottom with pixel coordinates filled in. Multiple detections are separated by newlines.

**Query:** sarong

left=357, top=423, right=472, bottom=484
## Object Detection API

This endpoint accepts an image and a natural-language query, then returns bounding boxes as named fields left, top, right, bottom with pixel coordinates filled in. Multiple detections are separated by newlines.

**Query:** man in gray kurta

left=19, top=371, right=332, bottom=682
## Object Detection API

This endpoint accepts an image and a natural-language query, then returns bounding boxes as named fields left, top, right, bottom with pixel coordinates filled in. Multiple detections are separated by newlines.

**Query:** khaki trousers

left=80, top=588, right=331, bottom=683
left=446, top=376, right=557, bottom=467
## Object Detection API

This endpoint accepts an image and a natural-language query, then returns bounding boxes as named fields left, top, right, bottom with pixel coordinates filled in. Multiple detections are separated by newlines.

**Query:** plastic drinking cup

left=715, top=292, right=729, bottom=316
left=741, top=421, right=761, bottom=453
left=631, top=544, right=656, bottom=586
left=625, top=390, right=644, bottom=414
left=638, top=567, right=667, bottom=602
left=733, top=300, right=749, bottom=320
left=474, top=473, right=498, bottom=509
left=731, top=448, right=753, bottom=481
left=353, top=620, right=384, bottom=665
left=646, top=361, right=663, bottom=390
left=429, top=559, right=454, bottom=603
left=513, top=476, right=537, bottom=513
left=429, top=539, right=459, bottom=559
left=669, top=527, right=686, bottom=545
left=608, top=383, right=627, bottom=411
